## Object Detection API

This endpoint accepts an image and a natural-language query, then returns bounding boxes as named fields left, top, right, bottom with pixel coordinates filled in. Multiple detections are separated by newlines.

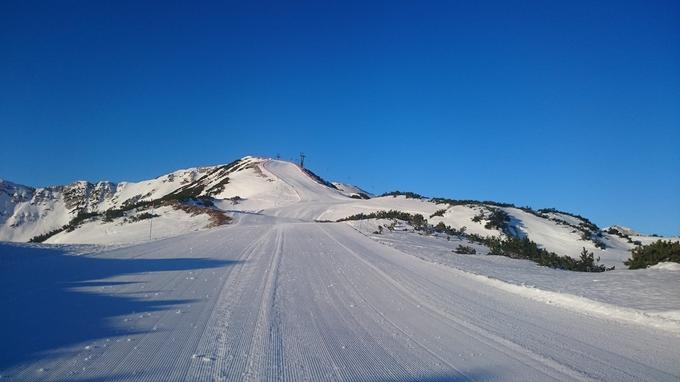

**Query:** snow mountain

left=2, top=156, right=680, bottom=381
left=0, top=156, right=673, bottom=267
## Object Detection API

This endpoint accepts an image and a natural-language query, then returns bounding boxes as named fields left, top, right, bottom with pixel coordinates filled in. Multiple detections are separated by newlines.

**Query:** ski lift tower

left=299, top=153, right=306, bottom=168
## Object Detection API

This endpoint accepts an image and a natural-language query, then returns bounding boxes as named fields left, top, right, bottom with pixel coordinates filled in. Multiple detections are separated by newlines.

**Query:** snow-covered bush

left=380, top=191, right=424, bottom=199
left=484, top=208, right=511, bottom=234
left=487, top=237, right=611, bottom=272
left=454, top=244, right=477, bottom=255
left=430, top=209, right=446, bottom=218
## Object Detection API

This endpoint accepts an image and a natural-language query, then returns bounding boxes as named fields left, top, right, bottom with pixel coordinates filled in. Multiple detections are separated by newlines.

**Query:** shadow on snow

left=373, top=369, right=496, bottom=381
left=0, top=242, right=236, bottom=371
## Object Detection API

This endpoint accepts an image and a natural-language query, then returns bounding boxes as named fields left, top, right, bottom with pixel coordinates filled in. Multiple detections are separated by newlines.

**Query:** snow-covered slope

left=2, top=220, right=679, bottom=381
left=2, top=156, right=677, bottom=268
left=331, top=181, right=373, bottom=198
left=2, top=156, right=680, bottom=381
left=0, top=157, right=262, bottom=243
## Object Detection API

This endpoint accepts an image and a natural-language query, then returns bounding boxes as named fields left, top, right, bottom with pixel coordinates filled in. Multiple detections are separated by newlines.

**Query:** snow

left=500, top=207, right=631, bottom=265
left=102, top=166, right=207, bottom=210
left=317, top=195, right=440, bottom=221
left=0, top=167, right=212, bottom=242
left=0, top=189, right=72, bottom=242
left=210, top=160, right=300, bottom=212
left=45, top=206, right=212, bottom=245
left=607, top=225, right=641, bottom=237
left=650, top=262, right=680, bottom=271
left=349, top=223, right=680, bottom=332
left=543, top=211, right=576, bottom=225
left=1, top=157, right=680, bottom=380
left=429, top=204, right=503, bottom=237
left=3, top=157, right=675, bottom=268
left=3, top=222, right=679, bottom=381
left=331, top=181, right=373, bottom=197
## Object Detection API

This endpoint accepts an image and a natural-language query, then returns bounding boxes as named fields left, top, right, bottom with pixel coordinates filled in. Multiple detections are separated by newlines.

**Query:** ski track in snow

left=1, top=160, right=679, bottom=381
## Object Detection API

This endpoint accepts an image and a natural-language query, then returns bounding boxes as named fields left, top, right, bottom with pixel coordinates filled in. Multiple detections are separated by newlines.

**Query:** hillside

left=2, top=156, right=680, bottom=381
left=1, top=156, right=675, bottom=269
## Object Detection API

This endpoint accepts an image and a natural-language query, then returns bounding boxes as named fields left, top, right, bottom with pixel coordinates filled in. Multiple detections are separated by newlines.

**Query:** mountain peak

left=1, top=156, right=673, bottom=271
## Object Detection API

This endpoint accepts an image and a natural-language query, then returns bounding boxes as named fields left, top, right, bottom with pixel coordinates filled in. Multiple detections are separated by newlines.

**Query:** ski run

left=1, top=158, right=679, bottom=381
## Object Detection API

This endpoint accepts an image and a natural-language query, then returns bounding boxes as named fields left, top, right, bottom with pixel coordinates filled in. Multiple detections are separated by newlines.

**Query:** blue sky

left=1, top=1, right=678, bottom=235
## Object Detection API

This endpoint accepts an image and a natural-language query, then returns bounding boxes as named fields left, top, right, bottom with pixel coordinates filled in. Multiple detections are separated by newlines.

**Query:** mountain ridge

left=1, top=155, right=676, bottom=270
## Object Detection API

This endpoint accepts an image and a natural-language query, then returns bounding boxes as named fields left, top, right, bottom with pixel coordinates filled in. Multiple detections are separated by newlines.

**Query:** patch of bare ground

left=165, top=200, right=232, bottom=227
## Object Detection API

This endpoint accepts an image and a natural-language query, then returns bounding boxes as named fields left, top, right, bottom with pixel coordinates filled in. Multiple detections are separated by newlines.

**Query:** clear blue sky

left=1, top=1, right=678, bottom=235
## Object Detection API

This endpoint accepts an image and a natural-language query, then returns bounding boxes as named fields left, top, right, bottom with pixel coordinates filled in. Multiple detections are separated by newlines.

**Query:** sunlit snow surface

left=1, top=159, right=679, bottom=381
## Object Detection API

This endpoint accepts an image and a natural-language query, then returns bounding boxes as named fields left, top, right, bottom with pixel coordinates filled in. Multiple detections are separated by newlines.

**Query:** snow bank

left=649, top=262, right=680, bottom=271
left=46, top=206, right=212, bottom=245
left=453, top=268, right=680, bottom=334
left=348, top=222, right=680, bottom=334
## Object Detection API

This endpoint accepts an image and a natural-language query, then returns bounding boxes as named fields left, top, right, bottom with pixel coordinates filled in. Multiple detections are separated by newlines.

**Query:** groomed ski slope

left=1, top=161, right=679, bottom=381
